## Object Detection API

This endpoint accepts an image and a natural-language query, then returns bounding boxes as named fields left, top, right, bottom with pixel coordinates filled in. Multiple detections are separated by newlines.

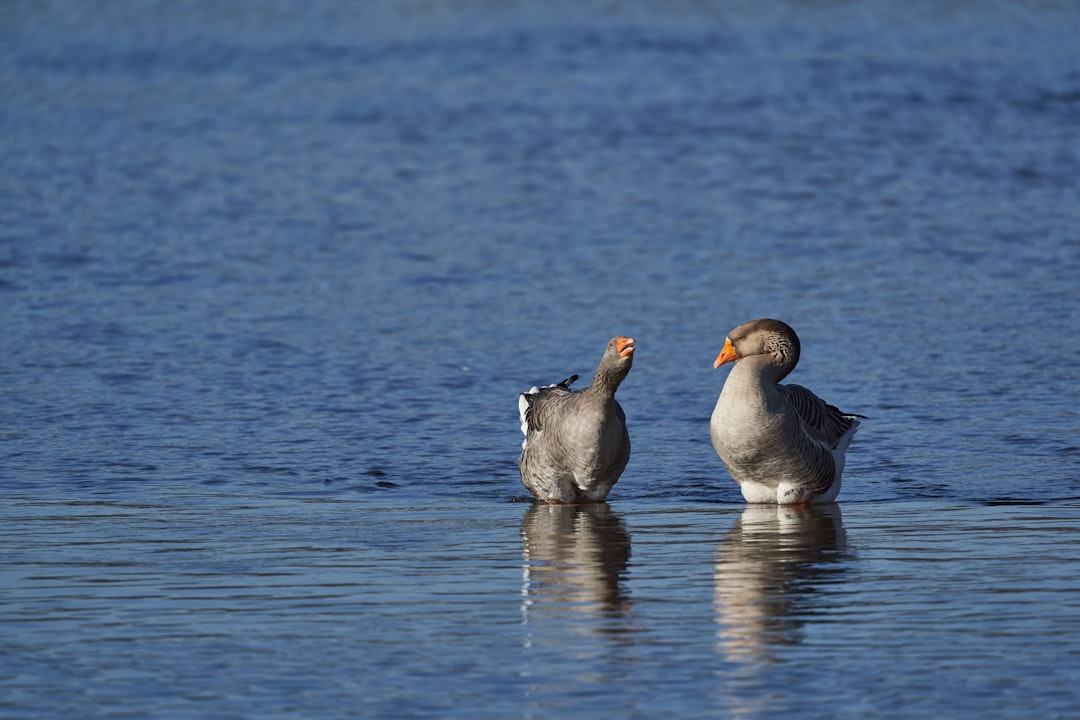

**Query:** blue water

left=2, top=1, right=1079, bottom=718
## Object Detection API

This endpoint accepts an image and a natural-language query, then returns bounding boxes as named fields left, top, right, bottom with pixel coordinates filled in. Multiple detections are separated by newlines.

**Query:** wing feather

left=783, top=383, right=859, bottom=449
left=520, top=375, right=579, bottom=434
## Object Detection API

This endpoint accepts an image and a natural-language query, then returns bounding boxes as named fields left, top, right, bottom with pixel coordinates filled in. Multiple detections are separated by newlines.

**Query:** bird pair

left=517, top=319, right=862, bottom=506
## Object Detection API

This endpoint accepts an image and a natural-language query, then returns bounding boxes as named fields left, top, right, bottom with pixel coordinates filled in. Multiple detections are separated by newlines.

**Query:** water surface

left=2, top=1, right=1079, bottom=717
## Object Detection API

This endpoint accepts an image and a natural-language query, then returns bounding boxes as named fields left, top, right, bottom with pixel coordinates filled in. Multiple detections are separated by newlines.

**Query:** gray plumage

left=710, top=319, right=861, bottom=505
left=518, top=337, right=635, bottom=503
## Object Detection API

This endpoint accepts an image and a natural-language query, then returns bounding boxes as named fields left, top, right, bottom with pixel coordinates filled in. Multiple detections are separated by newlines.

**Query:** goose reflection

left=520, top=502, right=632, bottom=625
left=714, top=504, right=849, bottom=664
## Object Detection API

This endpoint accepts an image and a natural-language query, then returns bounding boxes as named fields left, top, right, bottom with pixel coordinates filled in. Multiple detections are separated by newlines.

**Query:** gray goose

left=518, top=337, right=635, bottom=503
left=710, top=319, right=861, bottom=505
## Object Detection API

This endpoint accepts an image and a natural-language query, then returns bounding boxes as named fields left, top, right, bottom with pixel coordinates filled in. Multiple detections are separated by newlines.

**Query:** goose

left=710, top=319, right=861, bottom=504
left=518, top=337, right=635, bottom=503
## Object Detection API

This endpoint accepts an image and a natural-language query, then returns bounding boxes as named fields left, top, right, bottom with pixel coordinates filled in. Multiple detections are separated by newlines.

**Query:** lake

left=2, top=1, right=1079, bottom=718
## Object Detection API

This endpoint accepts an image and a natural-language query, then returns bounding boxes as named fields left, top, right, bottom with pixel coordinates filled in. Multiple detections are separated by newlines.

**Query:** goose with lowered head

left=710, top=319, right=861, bottom=505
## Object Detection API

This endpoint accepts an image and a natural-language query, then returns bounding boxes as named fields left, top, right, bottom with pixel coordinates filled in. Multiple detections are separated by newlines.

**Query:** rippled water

left=5, top=498, right=1078, bottom=718
left=2, top=1, right=1079, bottom=718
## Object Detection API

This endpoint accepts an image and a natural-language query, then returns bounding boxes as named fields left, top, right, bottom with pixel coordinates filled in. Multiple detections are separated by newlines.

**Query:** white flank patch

left=518, top=393, right=531, bottom=437
left=519, top=389, right=542, bottom=449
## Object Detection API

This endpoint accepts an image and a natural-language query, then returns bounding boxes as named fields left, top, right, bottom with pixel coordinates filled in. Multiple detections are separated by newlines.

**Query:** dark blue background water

left=2, top=1, right=1079, bottom=718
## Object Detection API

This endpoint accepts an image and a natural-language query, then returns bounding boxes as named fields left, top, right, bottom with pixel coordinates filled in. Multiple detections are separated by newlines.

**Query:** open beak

left=713, top=338, right=737, bottom=368
left=617, top=337, right=636, bottom=359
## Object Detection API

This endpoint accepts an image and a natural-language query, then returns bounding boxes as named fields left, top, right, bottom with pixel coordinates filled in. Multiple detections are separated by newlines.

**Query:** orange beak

left=617, top=337, right=636, bottom=359
left=713, top=338, right=737, bottom=368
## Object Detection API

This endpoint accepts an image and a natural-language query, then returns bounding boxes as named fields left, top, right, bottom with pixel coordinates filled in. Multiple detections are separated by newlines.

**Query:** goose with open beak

left=518, top=337, right=635, bottom=503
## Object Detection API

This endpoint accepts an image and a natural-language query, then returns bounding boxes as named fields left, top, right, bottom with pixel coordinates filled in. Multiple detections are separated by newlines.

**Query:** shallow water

left=4, top=497, right=1078, bottom=718
left=2, top=1, right=1079, bottom=718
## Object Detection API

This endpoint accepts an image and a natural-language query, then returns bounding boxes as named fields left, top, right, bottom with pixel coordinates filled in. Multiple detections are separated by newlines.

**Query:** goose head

left=714, top=319, right=800, bottom=382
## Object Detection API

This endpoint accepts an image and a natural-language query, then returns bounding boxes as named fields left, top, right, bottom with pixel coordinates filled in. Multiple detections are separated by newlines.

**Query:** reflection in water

left=714, top=504, right=849, bottom=665
left=520, top=502, right=633, bottom=626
